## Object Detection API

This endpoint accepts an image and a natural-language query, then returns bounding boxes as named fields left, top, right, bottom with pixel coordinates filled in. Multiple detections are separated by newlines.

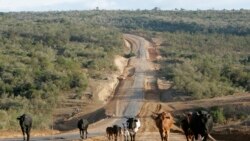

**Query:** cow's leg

left=27, top=127, right=31, bottom=141
left=80, top=129, right=84, bottom=139
left=194, top=134, right=199, bottom=140
left=82, top=129, right=84, bottom=139
left=202, top=134, right=208, bottom=141
left=83, top=129, right=85, bottom=139
left=124, top=135, right=127, bottom=141
left=21, top=127, right=26, bottom=141
left=158, top=130, right=163, bottom=141
left=26, top=131, right=29, bottom=141
left=83, top=129, right=86, bottom=139
left=185, top=134, right=189, bottom=141
left=185, top=132, right=191, bottom=141
left=85, top=129, right=88, bottom=139
left=79, top=129, right=81, bottom=139
left=166, top=130, right=170, bottom=141
left=81, top=129, right=82, bottom=139
left=114, top=134, right=116, bottom=141
left=162, top=131, right=166, bottom=141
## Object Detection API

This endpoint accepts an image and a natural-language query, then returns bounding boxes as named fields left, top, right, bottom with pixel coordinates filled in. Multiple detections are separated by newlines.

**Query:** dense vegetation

left=0, top=9, right=249, bottom=130
left=210, top=105, right=248, bottom=124
left=0, top=11, right=123, bottom=129
left=159, top=32, right=249, bottom=99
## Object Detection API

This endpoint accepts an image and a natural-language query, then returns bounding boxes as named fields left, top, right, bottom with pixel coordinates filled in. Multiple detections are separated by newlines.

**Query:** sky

left=0, top=0, right=249, bottom=12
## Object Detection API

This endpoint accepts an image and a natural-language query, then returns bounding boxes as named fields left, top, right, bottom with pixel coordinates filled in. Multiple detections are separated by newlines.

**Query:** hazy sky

left=0, top=0, right=249, bottom=12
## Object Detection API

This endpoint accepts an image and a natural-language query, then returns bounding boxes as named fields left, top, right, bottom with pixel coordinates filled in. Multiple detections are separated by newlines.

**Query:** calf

left=152, top=112, right=174, bottom=141
left=126, top=117, right=141, bottom=141
left=77, top=118, right=89, bottom=139
left=17, top=114, right=32, bottom=141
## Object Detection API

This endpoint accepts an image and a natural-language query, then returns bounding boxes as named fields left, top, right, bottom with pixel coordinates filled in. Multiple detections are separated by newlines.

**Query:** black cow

left=181, top=111, right=215, bottom=141
left=77, top=118, right=89, bottom=139
left=112, top=125, right=120, bottom=141
left=106, top=126, right=114, bottom=140
left=17, top=114, right=32, bottom=141
left=126, top=117, right=141, bottom=141
left=181, top=112, right=194, bottom=141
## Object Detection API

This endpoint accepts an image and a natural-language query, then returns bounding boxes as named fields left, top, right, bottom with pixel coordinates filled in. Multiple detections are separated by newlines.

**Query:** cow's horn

left=152, top=111, right=159, bottom=115
left=208, top=134, right=216, bottom=141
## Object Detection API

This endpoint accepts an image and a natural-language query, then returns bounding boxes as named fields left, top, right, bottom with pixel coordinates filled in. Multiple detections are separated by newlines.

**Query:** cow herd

left=106, top=117, right=141, bottom=141
left=151, top=110, right=215, bottom=141
left=17, top=110, right=216, bottom=141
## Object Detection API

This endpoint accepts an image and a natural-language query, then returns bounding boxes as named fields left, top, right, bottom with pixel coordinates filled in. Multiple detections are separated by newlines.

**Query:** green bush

left=0, top=110, right=9, bottom=129
left=210, top=107, right=226, bottom=124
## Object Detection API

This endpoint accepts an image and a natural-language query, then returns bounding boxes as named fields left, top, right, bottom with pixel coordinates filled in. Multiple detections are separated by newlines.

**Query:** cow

left=126, top=117, right=141, bottom=141
left=106, top=126, right=114, bottom=140
left=152, top=112, right=174, bottom=141
left=17, top=114, right=32, bottom=141
left=112, top=124, right=120, bottom=141
left=122, top=123, right=130, bottom=141
left=181, top=110, right=216, bottom=141
left=77, top=118, right=89, bottom=139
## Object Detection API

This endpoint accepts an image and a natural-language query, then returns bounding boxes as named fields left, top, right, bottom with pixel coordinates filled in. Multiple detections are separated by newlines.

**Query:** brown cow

left=152, top=112, right=174, bottom=141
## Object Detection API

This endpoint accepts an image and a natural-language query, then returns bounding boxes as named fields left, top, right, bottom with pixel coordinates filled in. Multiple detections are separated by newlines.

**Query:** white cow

left=126, top=117, right=141, bottom=141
